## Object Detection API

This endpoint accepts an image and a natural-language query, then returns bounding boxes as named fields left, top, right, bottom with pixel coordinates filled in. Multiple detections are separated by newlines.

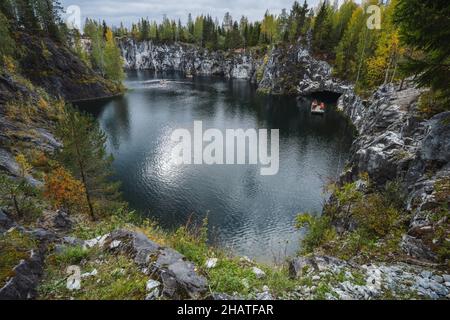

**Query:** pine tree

left=37, top=0, right=64, bottom=41
left=334, top=7, right=365, bottom=80
left=0, top=12, right=15, bottom=63
left=0, top=0, right=15, bottom=21
left=187, top=13, right=194, bottom=35
left=140, top=18, right=150, bottom=41
left=16, top=0, right=40, bottom=31
left=56, top=106, right=122, bottom=221
left=331, top=0, right=357, bottom=47
left=289, top=0, right=309, bottom=42
left=104, top=27, right=125, bottom=82
left=278, top=9, right=289, bottom=42
left=193, top=16, right=204, bottom=46
left=393, top=0, right=450, bottom=101
left=223, top=12, right=233, bottom=32
left=311, top=1, right=334, bottom=54
left=84, top=19, right=106, bottom=76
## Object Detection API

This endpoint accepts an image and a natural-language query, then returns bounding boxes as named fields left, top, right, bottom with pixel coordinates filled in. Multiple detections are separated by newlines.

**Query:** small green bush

left=55, top=246, right=91, bottom=265
left=0, top=174, right=42, bottom=221
left=297, top=175, right=407, bottom=261
left=296, top=213, right=336, bottom=254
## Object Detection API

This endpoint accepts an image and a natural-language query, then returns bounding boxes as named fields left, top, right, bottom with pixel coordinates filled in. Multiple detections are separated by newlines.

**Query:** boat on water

left=311, top=100, right=325, bottom=115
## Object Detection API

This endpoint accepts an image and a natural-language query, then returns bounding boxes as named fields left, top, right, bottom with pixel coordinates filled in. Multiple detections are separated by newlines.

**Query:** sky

left=60, top=0, right=326, bottom=28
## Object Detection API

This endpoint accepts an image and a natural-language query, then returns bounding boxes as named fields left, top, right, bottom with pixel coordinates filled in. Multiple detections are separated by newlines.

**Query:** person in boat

left=320, top=102, right=325, bottom=110
left=312, top=99, right=318, bottom=110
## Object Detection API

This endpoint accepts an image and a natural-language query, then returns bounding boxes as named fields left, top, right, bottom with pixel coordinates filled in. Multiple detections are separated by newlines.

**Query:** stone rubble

left=287, top=255, right=449, bottom=300
left=205, top=258, right=218, bottom=269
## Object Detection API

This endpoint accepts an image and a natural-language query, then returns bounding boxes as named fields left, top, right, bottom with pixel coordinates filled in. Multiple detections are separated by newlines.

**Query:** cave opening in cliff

left=308, top=91, right=343, bottom=104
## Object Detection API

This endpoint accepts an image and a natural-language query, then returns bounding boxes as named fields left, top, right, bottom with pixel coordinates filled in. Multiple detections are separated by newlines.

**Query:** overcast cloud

left=60, top=0, right=324, bottom=27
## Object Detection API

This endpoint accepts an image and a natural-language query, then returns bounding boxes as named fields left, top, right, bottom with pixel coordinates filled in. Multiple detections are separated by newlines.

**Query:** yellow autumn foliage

left=15, top=153, right=32, bottom=178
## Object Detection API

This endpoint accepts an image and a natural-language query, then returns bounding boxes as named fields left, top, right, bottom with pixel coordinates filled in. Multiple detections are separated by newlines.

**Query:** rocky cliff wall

left=18, top=33, right=122, bottom=102
left=337, top=82, right=450, bottom=263
left=119, top=39, right=259, bottom=81
left=119, top=39, right=348, bottom=95
left=257, top=43, right=350, bottom=95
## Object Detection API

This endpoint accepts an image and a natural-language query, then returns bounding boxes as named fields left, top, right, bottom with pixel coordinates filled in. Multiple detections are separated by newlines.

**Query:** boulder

left=103, top=229, right=208, bottom=299
left=0, top=250, right=44, bottom=300
left=161, top=258, right=208, bottom=298
left=420, top=112, right=450, bottom=162
left=27, top=228, right=57, bottom=243
left=0, top=209, right=14, bottom=232
left=37, top=210, right=73, bottom=232
left=400, top=235, right=438, bottom=262
left=252, top=267, right=266, bottom=279
left=288, top=255, right=348, bottom=279
left=145, top=279, right=161, bottom=300
left=288, top=256, right=318, bottom=279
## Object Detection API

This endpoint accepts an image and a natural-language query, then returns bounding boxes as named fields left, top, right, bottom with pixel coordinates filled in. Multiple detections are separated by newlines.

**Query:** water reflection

left=77, top=71, right=354, bottom=264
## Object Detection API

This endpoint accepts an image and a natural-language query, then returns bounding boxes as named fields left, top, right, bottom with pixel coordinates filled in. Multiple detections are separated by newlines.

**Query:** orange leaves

left=44, top=166, right=87, bottom=213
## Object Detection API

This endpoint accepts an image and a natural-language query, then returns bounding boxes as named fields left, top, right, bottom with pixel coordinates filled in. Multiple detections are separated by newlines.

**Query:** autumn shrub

left=30, top=150, right=50, bottom=169
left=44, top=166, right=87, bottom=214
left=352, top=193, right=402, bottom=237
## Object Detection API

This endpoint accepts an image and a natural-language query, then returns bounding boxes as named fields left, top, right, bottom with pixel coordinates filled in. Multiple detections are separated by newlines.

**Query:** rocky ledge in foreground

left=79, top=229, right=209, bottom=299
left=0, top=210, right=59, bottom=300
left=287, top=255, right=450, bottom=300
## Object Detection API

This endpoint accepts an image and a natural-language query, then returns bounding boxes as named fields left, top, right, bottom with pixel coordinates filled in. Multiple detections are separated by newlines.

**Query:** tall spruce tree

left=312, top=1, right=334, bottom=54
